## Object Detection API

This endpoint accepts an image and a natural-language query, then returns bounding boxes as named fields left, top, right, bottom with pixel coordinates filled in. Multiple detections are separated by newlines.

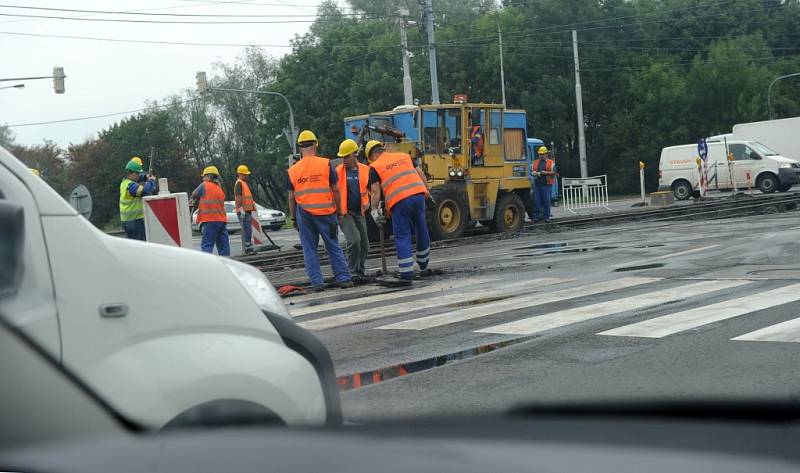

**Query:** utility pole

left=398, top=8, right=414, bottom=106
left=498, top=22, right=507, bottom=108
left=572, top=30, right=588, bottom=178
left=423, top=0, right=440, bottom=105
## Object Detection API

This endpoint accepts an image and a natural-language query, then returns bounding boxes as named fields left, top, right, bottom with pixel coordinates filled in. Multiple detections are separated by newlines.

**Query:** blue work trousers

left=200, top=221, right=231, bottom=256
left=238, top=211, right=253, bottom=249
left=122, top=218, right=145, bottom=241
left=390, top=193, right=430, bottom=280
left=532, top=184, right=552, bottom=222
left=296, top=208, right=351, bottom=287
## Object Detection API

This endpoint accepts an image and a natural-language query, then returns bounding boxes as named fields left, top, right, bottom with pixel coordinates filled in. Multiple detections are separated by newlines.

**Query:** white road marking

left=297, top=278, right=570, bottom=331
left=289, top=277, right=502, bottom=317
left=733, top=316, right=800, bottom=343
left=599, top=283, right=800, bottom=339
left=476, top=280, right=749, bottom=336
left=376, top=277, right=660, bottom=331
left=613, top=244, right=720, bottom=268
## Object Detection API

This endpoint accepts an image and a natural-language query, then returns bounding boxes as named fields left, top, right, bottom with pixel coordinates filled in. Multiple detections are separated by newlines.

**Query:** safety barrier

left=561, top=175, right=611, bottom=214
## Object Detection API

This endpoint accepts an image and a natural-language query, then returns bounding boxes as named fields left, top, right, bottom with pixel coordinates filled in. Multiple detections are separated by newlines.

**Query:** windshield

left=750, top=141, right=780, bottom=156
left=4, top=0, right=800, bottom=453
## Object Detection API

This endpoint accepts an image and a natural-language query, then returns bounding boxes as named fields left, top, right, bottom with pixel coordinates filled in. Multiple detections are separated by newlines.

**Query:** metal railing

left=562, top=175, right=611, bottom=214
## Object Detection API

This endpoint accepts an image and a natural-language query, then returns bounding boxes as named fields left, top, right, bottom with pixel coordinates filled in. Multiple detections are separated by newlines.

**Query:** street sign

left=697, top=138, right=708, bottom=161
left=69, top=184, right=92, bottom=219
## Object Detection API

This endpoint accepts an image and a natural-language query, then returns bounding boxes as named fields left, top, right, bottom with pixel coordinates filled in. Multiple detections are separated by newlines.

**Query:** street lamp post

left=195, top=71, right=297, bottom=158
left=767, top=72, right=800, bottom=119
left=209, top=87, right=297, bottom=158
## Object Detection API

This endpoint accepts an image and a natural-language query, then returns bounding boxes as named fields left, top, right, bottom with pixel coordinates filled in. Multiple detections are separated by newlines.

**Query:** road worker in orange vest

left=287, top=130, right=353, bottom=291
left=366, top=140, right=431, bottom=283
left=235, top=164, right=257, bottom=255
left=335, top=139, right=371, bottom=283
left=531, top=146, right=556, bottom=223
left=191, top=165, right=230, bottom=256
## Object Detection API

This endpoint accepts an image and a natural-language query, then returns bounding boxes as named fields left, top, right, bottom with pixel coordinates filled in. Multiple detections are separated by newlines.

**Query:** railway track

left=237, top=192, right=800, bottom=275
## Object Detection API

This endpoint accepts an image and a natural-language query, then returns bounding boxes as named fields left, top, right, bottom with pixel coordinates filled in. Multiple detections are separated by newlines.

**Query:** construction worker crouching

left=235, top=164, right=256, bottom=255
left=336, top=139, right=371, bottom=283
left=287, top=130, right=353, bottom=291
left=367, top=140, right=431, bottom=283
left=531, top=146, right=556, bottom=223
left=119, top=159, right=157, bottom=240
left=191, top=166, right=230, bottom=256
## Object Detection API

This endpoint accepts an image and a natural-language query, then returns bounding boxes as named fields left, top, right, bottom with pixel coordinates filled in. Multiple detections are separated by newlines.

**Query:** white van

left=658, top=139, right=800, bottom=200
left=0, top=145, right=341, bottom=428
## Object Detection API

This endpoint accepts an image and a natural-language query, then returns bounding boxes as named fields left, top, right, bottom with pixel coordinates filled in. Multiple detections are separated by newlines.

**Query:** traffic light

left=196, top=71, right=208, bottom=95
left=52, top=67, right=65, bottom=94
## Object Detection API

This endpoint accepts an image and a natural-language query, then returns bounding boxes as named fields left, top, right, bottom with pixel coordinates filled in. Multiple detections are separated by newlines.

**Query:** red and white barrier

left=250, top=214, right=268, bottom=246
left=143, top=191, right=192, bottom=248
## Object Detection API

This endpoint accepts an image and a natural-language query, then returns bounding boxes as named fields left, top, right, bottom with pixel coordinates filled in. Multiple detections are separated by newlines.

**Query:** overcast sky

left=0, top=0, right=322, bottom=148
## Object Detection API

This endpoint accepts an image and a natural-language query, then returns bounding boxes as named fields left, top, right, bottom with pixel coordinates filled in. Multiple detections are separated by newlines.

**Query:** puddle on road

left=445, top=295, right=513, bottom=309
left=513, top=240, right=599, bottom=251
left=514, top=242, right=569, bottom=251
left=515, top=246, right=618, bottom=257
left=337, top=337, right=528, bottom=392
left=613, top=263, right=666, bottom=272
left=747, top=268, right=800, bottom=279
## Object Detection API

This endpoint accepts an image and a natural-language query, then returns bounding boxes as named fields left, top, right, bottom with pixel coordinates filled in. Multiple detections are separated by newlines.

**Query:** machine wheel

left=778, top=183, right=792, bottom=192
left=671, top=180, right=692, bottom=200
left=757, top=173, right=778, bottom=193
left=489, top=192, right=525, bottom=234
left=427, top=186, right=468, bottom=241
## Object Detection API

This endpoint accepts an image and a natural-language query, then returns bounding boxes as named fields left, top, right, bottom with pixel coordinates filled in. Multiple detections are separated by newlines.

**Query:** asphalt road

left=285, top=207, right=800, bottom=423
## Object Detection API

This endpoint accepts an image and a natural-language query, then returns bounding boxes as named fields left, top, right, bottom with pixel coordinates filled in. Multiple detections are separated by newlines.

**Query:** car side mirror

left=0, top=201, right=24, bottom=297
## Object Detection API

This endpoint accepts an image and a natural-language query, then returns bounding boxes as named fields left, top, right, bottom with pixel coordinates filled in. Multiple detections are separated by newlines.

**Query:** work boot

left=244, top=247, right=256, bottom=255
left=338, top=280, right=354, bottom=289
left=308, top=285, right=325, bottom=293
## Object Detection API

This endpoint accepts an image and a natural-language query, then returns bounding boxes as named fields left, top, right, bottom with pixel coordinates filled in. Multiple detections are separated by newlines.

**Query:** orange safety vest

left=370, top=152, right=428, bottom=211
left=532, top=158, right=556, bottom=186
left=197, top=181, right=227, bottom=223
left=288, top=156, right=336, bottom=216
left=235, top=178, right=256, bottom=213
left=336, top=162, right=370, bottom=215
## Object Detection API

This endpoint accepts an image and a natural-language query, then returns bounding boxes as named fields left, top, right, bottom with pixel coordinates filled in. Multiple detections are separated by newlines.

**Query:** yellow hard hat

left=337, top=139, right=359, bottom=157
left=537, top=146, right=549, bottom=155
left=130, top=156, right=143, bottom=166
left=237, top=164, right=251, bottom=175
left=297, top=130, right=318, bottom=144
left=365, top=140, right=384, bottom=161
left=202, top=165, right=220, bottom=176
left=29, top=168, right=40, bottom=176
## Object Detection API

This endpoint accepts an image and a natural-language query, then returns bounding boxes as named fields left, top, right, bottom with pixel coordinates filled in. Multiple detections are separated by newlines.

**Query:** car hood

left=767, top=155, right=799, bottom=165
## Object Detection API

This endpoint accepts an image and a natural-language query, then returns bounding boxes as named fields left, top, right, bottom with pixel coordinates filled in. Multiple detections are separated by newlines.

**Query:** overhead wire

left=6, top=99, right=198, bottom=128
left=0, top=0, right=268, bottom=25
left=0, top=3, right=362, bottom=18
left=0, top=12, right=387, bottom=24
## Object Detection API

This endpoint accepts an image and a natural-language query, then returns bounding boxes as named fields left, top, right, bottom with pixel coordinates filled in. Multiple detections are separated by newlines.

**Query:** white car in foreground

left=0, top=145, right=341, bottom=429
left=192, top=202, right=286, bottom=232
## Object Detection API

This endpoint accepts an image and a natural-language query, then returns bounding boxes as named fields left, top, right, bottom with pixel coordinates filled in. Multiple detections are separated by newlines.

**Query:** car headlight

left=779, top=163, right=793, bottom=169
left=221, top=259, right=291, bottom=318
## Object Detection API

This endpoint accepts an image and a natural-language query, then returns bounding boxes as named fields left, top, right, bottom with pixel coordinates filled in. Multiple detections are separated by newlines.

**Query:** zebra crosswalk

left=289, top=274, right=800, bottom=344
